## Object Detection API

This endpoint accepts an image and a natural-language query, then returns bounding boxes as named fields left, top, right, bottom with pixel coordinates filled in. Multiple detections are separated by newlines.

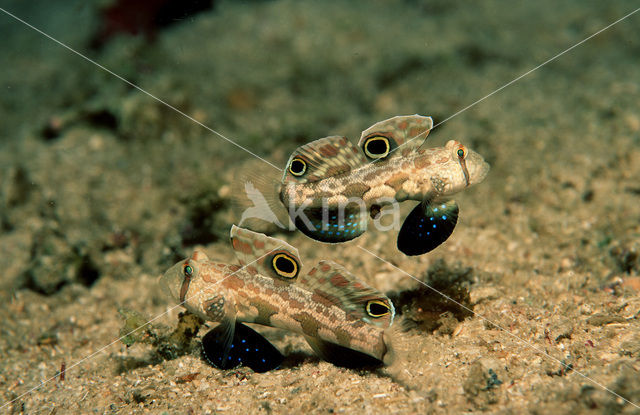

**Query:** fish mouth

left=466, top=152, right=490, bottom=185
left=160, top=261, right=185, bottom=303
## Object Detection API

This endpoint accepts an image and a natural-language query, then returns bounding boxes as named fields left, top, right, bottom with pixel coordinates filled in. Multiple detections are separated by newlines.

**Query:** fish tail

left=380, top=323, right=422, bottom=391
left=230, top=164, right=293, bottom=233
left=382, top=323, right=400, bottom=367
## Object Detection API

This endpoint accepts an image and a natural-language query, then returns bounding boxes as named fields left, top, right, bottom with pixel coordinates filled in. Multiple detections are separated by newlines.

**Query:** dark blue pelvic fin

left=292, top=205, right=367, bottom=243
left=397, top=200, right=459, bottom=256
left=201, top=322, right=284, bottom=373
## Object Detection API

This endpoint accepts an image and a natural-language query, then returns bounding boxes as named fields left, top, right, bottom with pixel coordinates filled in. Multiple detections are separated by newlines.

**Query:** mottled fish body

left=161, top=226, right=395, bottom=369
left=277, top=115, right=490, bottom=255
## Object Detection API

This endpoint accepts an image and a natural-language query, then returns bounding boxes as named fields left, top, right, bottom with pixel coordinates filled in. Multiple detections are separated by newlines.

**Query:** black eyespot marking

left=289, top=157, right=307, bottom=176
left=363, top=136, right=390, bottom=159
left=271, top=253, right=299, bottom=279
left=457, top=147, right=466, bottom=159
left=366, top=299, right=391, bottom=317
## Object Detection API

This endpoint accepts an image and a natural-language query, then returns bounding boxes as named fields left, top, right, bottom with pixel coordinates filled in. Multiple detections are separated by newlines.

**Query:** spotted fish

left=278, top=115, right=490, bottom=256
left=161, top=225, right=395, bottom=370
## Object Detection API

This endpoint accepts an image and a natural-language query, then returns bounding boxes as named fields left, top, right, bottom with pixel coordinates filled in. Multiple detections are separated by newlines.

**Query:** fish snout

left=465, top=150, right=490, bottom=186
left=160, top=260, right=187, bottom=303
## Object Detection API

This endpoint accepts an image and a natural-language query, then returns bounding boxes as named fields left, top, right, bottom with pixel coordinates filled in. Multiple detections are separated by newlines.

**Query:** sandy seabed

left=1, top=0, right=639, bottom=413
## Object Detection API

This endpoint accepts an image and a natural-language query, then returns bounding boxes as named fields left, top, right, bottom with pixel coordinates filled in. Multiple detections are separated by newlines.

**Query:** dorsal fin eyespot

left=362, top=135, right=392, bottom=160
left=271, top=252, right=299, bottom=279
left=229, top=225, right=302, bottom=282
left=358, top=115, right=433, bottom=161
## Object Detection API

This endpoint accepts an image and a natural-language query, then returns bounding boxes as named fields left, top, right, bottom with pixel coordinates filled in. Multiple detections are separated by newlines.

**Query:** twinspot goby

left=278, top=115, right=490, bottom=255
left=161, top=226, right=396, bottom=370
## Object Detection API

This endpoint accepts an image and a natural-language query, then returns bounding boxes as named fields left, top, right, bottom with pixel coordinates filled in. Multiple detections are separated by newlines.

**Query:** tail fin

left=229, top=162, right=293, bottom=233
left=380, top=321, right=423, bottom=392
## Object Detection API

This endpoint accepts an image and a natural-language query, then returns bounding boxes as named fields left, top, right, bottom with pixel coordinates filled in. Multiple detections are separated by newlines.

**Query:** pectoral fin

left=397, top=200, right=459, bottom=256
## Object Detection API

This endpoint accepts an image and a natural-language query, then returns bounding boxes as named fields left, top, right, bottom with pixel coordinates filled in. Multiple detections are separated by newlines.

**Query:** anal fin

left=304, top=335, right=383, bottom=368
left=397, top=200, right=459, bottom=256
left=293, top=205, right=367, bottom=243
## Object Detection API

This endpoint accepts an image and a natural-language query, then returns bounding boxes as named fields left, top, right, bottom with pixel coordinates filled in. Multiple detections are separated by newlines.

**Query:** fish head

left=415, top=140, right=489, bottom=196
left=161, top=249, right=218, bottom=315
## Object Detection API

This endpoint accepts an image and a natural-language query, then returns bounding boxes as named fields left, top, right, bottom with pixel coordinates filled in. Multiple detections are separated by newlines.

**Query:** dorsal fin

left=358, top=115, right=433, bottom=161
left=300, top=260, right=394, bottom=328
left=230, top=225, right=302, bottom=283
left=282, top=136, right=367, bottom=184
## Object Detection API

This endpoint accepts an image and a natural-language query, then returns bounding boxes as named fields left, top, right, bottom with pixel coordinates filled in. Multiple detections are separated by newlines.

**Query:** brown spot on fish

left=273, top=279, right=290, bottom=288
left=414, top=156, right=432, bottom=170
left=326, top=166, right=350, bottom=177
left=330, top=273, right=349, bottom=288
left=384, top=173, right=407, bottom=190
left=254, top=299, right=278, bottom=325
left=334, top=327, right=352, bottom=347
left=319, top=144, right=339, bottom=157
left=233, top=239, right=253, bottom=255
left=293, top=312, right=319, bottom=337
left=343, top=182, right=371, bottom=197
left=223, top=274, right=245, bottom=290
left=278, top=291, right=305, bottom=309
left=351, top=320, right=366, bottom=329
left=312, top=289, right=342, bottom=308
left=253, top=239, right=265, bottom=250
left=245, top=282, right=262, bottom=295
left=363, top=170, right=381, bottom=182
left=228, top=264, right=241, bottom=272
left=320, top=263, right=331, bottom=272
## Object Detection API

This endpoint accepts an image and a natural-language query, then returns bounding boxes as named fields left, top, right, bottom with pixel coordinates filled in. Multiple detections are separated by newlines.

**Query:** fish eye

left=180, top=262, right=194, bottom=303
left=366, top=299, right=391, bottom=317
left=363, top=136, right=390, bottom=159
left=183, top=264, right=194, bottom=277
left=271, top=253, right=299, bottom=279
left=456, top=146, right=467, bottom=159
left=289, top=157, right=307, bottom=176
